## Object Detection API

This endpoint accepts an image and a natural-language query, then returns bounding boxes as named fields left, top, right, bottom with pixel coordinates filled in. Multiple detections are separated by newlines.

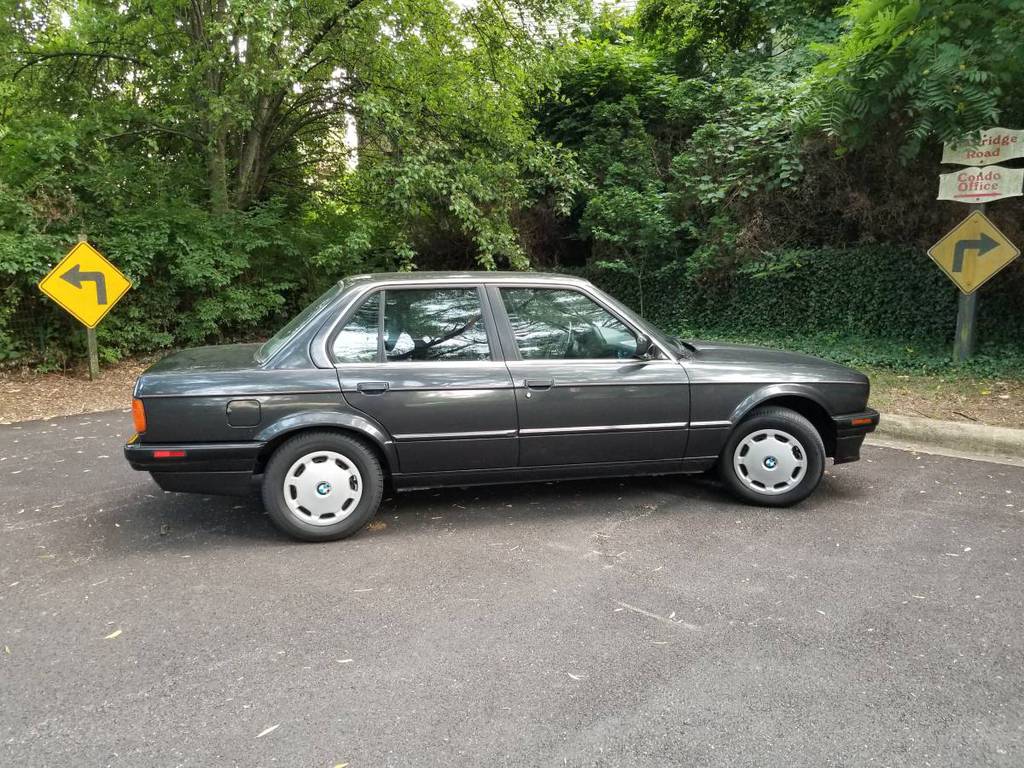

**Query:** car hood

left=682, top=340, right=867, bottom=383
left=144, top=343, right=263, bottom=374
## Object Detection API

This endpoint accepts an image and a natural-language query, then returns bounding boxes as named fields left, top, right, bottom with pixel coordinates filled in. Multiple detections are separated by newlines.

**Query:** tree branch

left=12, top=50, right=147, bottom=79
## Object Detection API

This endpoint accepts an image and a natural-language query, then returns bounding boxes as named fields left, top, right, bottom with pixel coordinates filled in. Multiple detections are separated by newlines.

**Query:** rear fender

left=255, top=410, right=398, bottom=474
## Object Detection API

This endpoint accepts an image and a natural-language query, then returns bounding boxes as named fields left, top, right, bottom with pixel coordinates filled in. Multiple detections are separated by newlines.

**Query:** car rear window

left=257, top=282, right=345, bottom=363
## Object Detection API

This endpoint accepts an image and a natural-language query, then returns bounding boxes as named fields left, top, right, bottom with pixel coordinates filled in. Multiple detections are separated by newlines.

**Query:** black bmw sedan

left=125, top=272, right=878, bottom=541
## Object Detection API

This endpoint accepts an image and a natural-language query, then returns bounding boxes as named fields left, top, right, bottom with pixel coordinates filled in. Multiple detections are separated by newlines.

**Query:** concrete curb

left=870, top=413, right=1024, bottom=464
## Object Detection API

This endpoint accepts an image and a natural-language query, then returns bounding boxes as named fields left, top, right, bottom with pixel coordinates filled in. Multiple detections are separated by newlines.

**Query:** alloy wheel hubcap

left=733, top=429, right=807, bottom=495
left=283, top=450, right=363, bottom=526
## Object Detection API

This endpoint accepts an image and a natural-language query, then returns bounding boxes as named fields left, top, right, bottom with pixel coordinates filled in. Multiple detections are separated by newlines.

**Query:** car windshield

left=257, top=282, right=345, bottom=363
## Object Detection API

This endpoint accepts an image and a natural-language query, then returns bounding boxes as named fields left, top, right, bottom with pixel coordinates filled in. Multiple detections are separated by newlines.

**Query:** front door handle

left=356, top=381, right=389, bottom=394
left=525, top=378, right=554, bottom=391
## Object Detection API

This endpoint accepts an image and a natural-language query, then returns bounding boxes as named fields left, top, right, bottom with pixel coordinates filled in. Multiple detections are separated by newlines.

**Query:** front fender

left=255, top=410, right=399, bottom=474
left=728, top=383, right=833, bottom=424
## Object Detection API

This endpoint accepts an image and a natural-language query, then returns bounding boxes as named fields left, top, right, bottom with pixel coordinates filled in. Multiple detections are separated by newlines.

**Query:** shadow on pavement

left=92, top=486, right=282, bottom=553
left=108, top=468, right=862, bottom=549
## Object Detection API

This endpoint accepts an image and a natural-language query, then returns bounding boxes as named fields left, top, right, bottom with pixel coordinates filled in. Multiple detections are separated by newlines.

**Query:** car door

left=330, top=284, right=517, bottom=475
left=491, top=284, right=690, bottom=467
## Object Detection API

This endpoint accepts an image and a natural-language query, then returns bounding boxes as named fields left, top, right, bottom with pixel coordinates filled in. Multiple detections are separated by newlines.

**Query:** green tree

left=810, top=0, right=1024, bottom=158
left=0, top=0, right=582, bottom=363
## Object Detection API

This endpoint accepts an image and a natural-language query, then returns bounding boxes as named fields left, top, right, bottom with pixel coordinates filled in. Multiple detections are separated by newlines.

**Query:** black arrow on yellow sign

left=60, top=263, right=108, bottom=304
left=952, top=232, right=998, bottom=272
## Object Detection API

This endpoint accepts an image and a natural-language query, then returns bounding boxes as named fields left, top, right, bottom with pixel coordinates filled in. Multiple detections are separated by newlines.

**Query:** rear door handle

left=525, top=378, right=554, bottom=391
left=356, top=381, right=389, bottom=394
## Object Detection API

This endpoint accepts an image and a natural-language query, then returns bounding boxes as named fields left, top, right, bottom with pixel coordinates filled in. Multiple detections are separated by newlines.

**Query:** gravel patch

left=0, top=358, right=155, bottom=424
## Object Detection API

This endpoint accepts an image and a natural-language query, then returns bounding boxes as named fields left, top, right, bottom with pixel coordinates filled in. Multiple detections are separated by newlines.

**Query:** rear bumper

left=124, top=439, right=264, bottom=496
left=150, top=471, right=256, bottom=496
left=831, top=408, right=880, bottom=464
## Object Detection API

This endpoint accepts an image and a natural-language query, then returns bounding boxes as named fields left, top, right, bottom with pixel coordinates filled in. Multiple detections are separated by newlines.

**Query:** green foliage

left=809, top=0, right=1024, bottom=158
left=1, top=0, right=1022, bottom=374
left=635, top=0, right=774, bottom=74
left=535, top=10, right=828, bottom=280
left=687, top=330, right=1024, bottom=378
left=0, top=0, right=583, bottom=364
left=580, top=245, right=1024, bottom=376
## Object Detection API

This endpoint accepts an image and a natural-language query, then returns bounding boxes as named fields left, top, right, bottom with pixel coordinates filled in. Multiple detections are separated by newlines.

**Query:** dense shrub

left=579, top=246, right=1024, bottom=374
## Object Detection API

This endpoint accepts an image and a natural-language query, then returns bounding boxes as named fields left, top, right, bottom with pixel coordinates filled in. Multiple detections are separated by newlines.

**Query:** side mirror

left=633, top=333, right=655, bottom=359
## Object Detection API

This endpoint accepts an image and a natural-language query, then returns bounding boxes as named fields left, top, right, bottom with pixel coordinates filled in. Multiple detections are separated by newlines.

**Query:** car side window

left=500, top=288, right=638, bottom=360
left=332, top=293, right=380, bottom=363
left=383, top=288, right=491, bottom=362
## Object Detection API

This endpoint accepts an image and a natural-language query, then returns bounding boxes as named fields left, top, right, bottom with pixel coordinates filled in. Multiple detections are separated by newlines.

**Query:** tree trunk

left=207, top=129, right=229, bottom=214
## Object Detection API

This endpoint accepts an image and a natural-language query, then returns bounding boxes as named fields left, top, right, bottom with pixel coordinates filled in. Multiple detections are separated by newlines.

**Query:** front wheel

left=261, top=431, right=383, bottom=542
left=719, top=407, right=825, bottom=507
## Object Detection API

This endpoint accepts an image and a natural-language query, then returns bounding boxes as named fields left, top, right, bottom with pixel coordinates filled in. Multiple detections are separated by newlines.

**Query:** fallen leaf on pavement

left=104, top=629, right=122, bottom=640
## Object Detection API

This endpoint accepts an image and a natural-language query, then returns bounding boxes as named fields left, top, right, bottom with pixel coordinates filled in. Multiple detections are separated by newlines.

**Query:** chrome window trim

left=320, top=282, right=499, bottom=366
left=338, top=360, right=511, bottom=369
left=507, top=358, right=679, bottom=367
left=316, top=278, right=678, bottom=365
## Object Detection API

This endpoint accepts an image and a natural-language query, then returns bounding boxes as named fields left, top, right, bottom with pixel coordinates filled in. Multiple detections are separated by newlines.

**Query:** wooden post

left=952, top=202, right=983, bottom=365
left=953, top=291, right=977, bottom=364
left=78, top=233, right=100, bottom=380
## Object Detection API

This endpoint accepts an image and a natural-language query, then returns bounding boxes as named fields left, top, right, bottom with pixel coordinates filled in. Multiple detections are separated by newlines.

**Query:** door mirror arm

left=633, top=333, right=655, bottom=360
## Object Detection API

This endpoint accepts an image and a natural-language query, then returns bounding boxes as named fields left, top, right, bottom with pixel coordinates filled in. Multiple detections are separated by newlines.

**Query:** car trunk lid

left=143, top=343, right=263, bottom=374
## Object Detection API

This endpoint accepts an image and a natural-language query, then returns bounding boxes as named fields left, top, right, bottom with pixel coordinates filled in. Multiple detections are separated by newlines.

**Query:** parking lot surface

left=2, top=411, right=1023, bottom=767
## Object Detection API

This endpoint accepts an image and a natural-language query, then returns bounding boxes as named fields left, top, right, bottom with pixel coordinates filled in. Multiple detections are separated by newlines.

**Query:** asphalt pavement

left=2, top=410, right=1023, bottom=767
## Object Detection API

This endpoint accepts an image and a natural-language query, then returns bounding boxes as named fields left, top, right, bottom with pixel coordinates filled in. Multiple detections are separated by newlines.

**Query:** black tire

left=718, top=406, right=825, bottom=507
left=261, top=430, right=384, bottom=542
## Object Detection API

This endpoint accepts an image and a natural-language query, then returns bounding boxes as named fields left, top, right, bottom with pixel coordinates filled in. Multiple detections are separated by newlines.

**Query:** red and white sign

left=942, top=127, right=1024, bottom=166
left=937, top=165, right=1024, bottom=203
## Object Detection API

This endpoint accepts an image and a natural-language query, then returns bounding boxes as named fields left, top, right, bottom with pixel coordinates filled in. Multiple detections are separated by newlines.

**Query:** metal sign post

left=953, top=204, right=982, bottom=364
left=79, top=234, right=100, bottom=380
left=953, top=292, right=978, bottom=363
left=954, top=263, right=979, bottom=364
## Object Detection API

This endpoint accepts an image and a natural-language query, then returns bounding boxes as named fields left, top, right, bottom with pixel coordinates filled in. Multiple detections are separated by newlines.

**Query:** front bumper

left=831, top=408, right=880, bottom=464
left=124, top=438, right=264, bottom=496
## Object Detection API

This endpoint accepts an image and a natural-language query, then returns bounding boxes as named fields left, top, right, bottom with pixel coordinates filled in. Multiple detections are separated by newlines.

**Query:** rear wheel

left=261, top=431, right=383, bottom=542
left=719, top=407, right=825, bottom=507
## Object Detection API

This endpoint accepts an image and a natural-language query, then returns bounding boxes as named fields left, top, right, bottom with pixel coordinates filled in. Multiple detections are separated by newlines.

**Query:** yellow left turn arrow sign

left=38, top=241, right=132, bottom=328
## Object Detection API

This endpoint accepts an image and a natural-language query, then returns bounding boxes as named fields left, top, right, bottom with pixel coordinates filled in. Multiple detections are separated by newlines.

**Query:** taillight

left=132, top=398, right=147, bottom=433
left=153, top=450, right=186, bottom=459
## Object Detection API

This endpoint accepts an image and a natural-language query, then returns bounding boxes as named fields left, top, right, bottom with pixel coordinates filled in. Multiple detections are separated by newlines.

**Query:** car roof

left=342, top=271, right=592, bottom=288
